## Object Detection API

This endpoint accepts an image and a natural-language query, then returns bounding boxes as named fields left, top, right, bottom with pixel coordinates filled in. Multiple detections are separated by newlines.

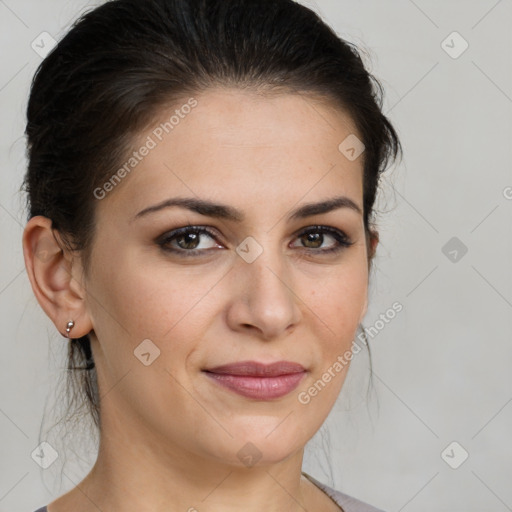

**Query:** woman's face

left=84, top=88, right=373, bottom=467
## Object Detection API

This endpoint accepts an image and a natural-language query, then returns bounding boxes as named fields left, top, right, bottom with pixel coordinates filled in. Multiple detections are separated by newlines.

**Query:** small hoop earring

left=65, top=320, right=75, bottom=338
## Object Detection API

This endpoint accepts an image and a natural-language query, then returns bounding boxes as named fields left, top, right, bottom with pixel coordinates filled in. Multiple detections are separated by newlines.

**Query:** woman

left=21, top=0, right=402, bottom=510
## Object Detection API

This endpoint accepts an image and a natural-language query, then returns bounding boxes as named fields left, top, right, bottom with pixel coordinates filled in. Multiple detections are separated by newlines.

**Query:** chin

left=209, top=421, right=308, bottom=468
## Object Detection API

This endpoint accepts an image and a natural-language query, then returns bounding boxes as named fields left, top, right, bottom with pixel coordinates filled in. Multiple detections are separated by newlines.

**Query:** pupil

left=179, top=233, right=199, bottom=249
left=305, top=233, right=322, bottom=248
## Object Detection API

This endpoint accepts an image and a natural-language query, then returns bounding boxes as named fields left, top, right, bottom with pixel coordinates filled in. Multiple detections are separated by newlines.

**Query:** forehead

left=98, top=87, right=364, bottom=217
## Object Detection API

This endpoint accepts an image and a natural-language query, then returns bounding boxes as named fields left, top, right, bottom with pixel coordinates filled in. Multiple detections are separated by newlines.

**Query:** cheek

left=89, top=246, right=207, bottom=338
left=87, top=254, right=226, bottom=387
left=296, top=263, right=368, bottom=417
left=305, top=260, right=368, bottom=341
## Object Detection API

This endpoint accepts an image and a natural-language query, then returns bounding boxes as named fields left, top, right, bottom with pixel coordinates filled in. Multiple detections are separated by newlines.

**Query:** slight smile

left=202, top=360, right=307, bottom=400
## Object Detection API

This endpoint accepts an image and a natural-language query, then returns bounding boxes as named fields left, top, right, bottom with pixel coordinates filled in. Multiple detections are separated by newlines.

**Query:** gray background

left=1, top=1, right=511, bottom=511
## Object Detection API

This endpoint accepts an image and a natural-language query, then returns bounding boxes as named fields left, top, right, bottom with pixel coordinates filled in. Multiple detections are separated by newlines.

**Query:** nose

left=225, top=245, right=302, bottom=341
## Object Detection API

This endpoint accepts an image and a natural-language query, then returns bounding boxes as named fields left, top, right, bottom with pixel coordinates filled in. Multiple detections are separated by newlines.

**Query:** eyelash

left=156, top=225, right=354, bottom=257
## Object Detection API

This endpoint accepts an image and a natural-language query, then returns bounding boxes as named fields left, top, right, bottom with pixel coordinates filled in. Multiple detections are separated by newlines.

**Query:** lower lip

left=203, top=371, right=306, bottom=400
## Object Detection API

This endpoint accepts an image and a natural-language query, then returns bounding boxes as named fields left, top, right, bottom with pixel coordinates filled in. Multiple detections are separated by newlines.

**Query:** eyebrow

left=132, top=195, right=362, bottom=223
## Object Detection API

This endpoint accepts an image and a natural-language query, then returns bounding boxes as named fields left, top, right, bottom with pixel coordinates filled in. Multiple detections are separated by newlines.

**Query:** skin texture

left=23, top=88, right=378, bottom=512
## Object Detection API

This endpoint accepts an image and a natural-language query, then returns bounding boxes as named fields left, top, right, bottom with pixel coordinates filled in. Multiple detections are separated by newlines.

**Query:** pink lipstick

left=203, top=361, right=306, bottom=400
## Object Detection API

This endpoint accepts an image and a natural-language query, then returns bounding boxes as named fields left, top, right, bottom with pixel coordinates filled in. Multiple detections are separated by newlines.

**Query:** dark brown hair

left=22, top=0, right=402, bottom=430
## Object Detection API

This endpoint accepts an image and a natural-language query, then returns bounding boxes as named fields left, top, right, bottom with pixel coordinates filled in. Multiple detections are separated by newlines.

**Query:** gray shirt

left=303, top=472, right=385, bottom=511
left=33, top=473, right=385, bottom=512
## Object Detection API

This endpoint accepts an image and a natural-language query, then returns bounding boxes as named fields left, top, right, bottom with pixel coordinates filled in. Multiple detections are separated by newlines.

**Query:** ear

left=22, top=215, right=94, bottom=338
left=367, top=229, right=379, bottom=262
left=360, top=229, right=379, bottom=323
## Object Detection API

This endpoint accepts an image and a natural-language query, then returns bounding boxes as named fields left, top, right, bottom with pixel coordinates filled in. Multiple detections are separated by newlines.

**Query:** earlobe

left=22, top=215, right=93, bottom=338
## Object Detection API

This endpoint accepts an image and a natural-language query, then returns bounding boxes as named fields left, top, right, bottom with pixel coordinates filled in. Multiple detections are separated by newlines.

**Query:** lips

left=204, top=360, right=306, bottom=376
left=202, top=360, right=307, bottom=400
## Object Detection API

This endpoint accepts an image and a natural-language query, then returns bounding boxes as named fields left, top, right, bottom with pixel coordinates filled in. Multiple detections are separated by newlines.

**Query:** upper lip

left=203, top=360, right=306, bottom=377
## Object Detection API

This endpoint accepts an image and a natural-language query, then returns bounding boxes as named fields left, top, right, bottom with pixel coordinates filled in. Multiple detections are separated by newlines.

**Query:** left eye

left=291, top=226, right=353, bottom=253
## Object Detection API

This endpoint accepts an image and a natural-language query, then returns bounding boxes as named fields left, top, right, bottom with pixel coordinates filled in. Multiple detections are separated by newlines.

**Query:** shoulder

left=302, top=472, right=386, bottom=512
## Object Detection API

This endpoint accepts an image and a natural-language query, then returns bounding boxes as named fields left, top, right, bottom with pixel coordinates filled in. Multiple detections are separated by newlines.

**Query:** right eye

left=156, top=226, right=224, bottom=256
